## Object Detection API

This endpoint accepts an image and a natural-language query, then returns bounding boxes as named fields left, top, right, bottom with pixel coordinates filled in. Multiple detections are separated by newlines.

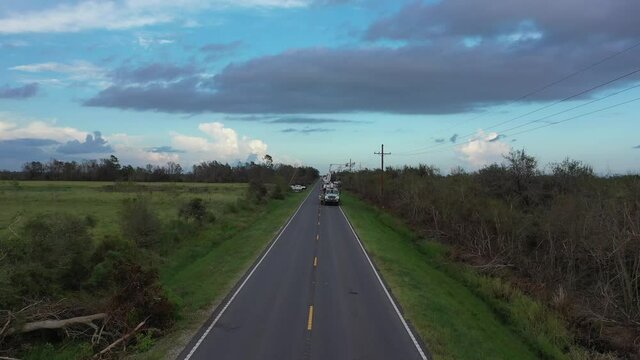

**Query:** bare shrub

left=341, top=157, right=640, bottom=356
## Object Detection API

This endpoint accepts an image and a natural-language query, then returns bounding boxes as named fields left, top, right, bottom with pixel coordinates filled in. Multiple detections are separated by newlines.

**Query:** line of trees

left=340, top=151, right=640, bottom=357
left=0, top=155, right=318, bottom=185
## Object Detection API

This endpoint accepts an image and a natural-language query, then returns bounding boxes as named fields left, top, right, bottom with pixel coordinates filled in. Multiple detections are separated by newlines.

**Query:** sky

left=0, top=0, right=639, bottom=174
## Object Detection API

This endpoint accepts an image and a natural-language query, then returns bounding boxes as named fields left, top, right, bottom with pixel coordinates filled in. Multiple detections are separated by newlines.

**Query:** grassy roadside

left=341, top=192, right=576, bottom=360
left=135, top=188, right=310, bottom=359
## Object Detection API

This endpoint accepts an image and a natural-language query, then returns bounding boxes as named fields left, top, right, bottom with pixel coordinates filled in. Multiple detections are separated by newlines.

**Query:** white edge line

left=339, top=206, right=429, bottom=360
left=183, top=185, right=316, bottom=359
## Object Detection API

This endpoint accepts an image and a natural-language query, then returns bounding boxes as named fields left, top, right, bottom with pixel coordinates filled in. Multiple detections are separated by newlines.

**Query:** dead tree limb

left=7, top=313, right=106, bottom=335
left=94, top=317, right=148, bottom=358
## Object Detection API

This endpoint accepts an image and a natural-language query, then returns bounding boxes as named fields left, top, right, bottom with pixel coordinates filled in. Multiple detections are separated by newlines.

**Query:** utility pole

left=374, top=144, right=391, bottom=198
left=346, top=159, right=355, bottom=172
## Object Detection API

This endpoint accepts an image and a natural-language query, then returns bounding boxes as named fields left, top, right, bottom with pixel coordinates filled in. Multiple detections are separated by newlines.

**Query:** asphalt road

left=179, top=183, right=427, bottom=360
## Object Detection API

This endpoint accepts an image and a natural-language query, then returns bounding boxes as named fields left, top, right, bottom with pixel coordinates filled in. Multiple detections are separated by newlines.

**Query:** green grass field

left=0, top=181, right=247, bottom=240
left=1, top=180, right=310, bottom=359
left=341, top=192, right=575, bottom=360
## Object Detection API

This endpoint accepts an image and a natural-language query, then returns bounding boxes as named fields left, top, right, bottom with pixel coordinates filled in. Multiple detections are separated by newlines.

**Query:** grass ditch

left=340, top=192, right=585, bottom=360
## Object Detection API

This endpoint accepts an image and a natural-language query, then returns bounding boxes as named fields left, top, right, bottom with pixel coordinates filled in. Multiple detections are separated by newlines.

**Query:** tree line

left=340, top=151, right=640, bottom=357
left=0, top=155, right=318, bottom=185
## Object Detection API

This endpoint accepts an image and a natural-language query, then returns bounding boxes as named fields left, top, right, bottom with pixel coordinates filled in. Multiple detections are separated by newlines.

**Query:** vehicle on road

left=290, top=184, right=306, bottom=192
left=320, top=188, right=340, bottom=205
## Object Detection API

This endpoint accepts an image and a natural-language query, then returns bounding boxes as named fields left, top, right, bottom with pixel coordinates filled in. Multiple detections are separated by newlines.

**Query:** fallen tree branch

left=94, top=317, right=148, bottom=358
left=7, top=313, right=107, bottom=335
left=0, top=313, right=12, bottom=336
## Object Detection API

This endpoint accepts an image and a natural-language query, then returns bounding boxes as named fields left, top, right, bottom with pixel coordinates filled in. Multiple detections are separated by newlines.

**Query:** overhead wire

left=394, top=39, right=640, bottom=155
left=395, top=67, right=640, bottom=155
left=395, top=90, right=640, bottom=157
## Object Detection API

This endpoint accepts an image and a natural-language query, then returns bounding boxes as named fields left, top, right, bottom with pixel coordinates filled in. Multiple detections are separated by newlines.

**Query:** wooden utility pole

left=374, top=144, right=391, bottom=198
left=346, top=159, right=355, bottom=172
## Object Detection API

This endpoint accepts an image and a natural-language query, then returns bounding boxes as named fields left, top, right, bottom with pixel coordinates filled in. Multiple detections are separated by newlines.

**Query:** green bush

left=2, top=213, right=94, bottom=303
left=247, top=180, right=267, bottom=204
left=270, top=184, right=285, bottom=200
left=179, top=198, right=214, bottom=225
left=120, top=197, right=161, bottom=248
left=22, top=342, right=93, bottom=360
left=84, top=214, right=97, bottom=228
left=109, top=259, right=176, bottom=330
left=133, top=331, right=156, bottom=353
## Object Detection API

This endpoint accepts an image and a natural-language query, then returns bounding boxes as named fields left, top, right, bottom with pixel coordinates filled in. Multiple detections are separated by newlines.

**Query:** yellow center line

left=316, top=234, right=319, bottom=241
left=313, top=257, right=318, bottom=267
left=307, top=305, right=314, bottom=331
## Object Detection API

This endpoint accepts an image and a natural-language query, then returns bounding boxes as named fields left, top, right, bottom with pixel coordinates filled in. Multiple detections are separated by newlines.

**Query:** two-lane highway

left=179, top=182, right=426, bottom=359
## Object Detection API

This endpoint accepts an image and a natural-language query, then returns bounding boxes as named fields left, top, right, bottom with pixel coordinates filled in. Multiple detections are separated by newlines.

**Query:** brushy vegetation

left=342, top=193, right=567, bottom=359
left=340, top=150, right=639, bottom=358
left=0, top=173, right=314, bottom=358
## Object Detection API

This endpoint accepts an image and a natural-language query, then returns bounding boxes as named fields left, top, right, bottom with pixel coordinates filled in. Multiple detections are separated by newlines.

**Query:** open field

left=1, top=180, right=310, bottom=359
left=0, top=181, right=247, bottom=240
left=340, top=192, right=577, bottom=360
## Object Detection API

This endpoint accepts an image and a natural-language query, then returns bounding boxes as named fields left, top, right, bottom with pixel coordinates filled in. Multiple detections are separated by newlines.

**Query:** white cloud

left=0, top=116, right=268, bottom=169
left=112, top=143, right=180, bottom=165
left=0, top=117, right=178, bottom=167
left=457, top=130, right=511, bottom=167
left=0, top=119, right=86, bottom=142
left=10, top=61, right=106, bottom=85
left=0, top=1, right=168, bottom=34
left=107, top=133, right=145, bottom=146
left=172, top=122, right=267, bottom=162
left=136, top=35, right=175, bottom=49
left=125, top=0, right=308, bottom=9
left=0, top=0, right=309, bottom=34
left=10, top=61, right=104, bottom=76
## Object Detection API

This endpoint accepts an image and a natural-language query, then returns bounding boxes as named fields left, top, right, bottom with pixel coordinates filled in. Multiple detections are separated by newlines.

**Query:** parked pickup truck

left=290, top=184, right=306, bottom=192
left=320, top=188, right=340, bottom=205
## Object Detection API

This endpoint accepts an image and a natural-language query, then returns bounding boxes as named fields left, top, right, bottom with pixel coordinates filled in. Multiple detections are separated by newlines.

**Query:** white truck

left=320, top=187, right=340, bottom=205
left=290, top=184, right=306, bottom=192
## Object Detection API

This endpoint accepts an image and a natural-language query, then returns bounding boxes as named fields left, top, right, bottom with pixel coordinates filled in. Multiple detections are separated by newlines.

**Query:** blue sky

left=0, top=0, right=639, bottom=173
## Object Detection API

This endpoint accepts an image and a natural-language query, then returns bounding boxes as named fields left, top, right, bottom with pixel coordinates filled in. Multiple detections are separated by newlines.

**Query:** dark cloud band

left=83, top=0, right=640, bottom=115
left=0, top=83, right=38, bottom=99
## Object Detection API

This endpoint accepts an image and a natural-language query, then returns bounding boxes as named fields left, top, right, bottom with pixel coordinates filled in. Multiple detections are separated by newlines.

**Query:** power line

left=506, top=96, right=640, bottom=137
left=480, top=68, right=640, bottom=132
left=398, top=94, right=640, bottom=157
left=495, top=82, right=640, bottom=134
left=396, top=67, right=640, bottom=155
left=395, top=39, right=640, bottom=155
